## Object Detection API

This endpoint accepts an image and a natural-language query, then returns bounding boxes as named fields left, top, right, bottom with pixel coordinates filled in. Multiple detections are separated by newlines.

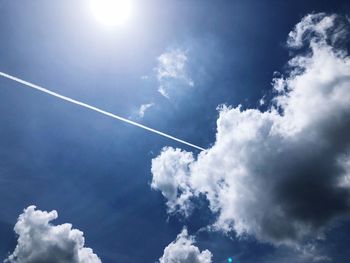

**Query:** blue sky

left=0, top=1, right=350, bottom=263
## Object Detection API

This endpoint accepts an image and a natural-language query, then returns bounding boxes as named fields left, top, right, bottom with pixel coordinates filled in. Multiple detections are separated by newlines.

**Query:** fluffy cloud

left=151, top=13, right=350, bottom=246
left=5, top=206, right=101, bottom=263
left=156, top=49, right=194, bottom=98
left=158, top=228, right=212, bottom=263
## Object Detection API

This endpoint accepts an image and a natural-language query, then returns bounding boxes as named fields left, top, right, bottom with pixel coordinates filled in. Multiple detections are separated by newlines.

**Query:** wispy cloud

left=156, top=48, right=194, bottom=98
left=138, top=102, right=154, bottom=118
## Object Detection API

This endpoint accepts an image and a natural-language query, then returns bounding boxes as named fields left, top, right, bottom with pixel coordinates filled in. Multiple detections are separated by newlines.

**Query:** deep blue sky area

left=0, top=1, right=350, bottom=263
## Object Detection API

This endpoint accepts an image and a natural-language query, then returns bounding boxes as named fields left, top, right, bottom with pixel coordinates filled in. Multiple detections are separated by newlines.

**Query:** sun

left=89, top=0, right=133, bottom=27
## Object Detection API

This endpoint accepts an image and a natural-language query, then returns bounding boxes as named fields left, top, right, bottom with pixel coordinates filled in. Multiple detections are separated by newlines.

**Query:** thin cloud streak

left=0, top=72, right=205, bottom=151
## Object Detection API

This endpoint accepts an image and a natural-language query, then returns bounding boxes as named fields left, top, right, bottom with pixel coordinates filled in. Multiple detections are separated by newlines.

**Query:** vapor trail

left=0, top=72, right=205, bottom=151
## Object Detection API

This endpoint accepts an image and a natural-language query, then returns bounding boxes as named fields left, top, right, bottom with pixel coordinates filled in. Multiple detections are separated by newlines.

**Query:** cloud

left=287, top=13, right=336, bottom=48
left=158, top=228, right=212, bottom=263
left=138, top=103, right=154, bottom=118
left=5, top=206, right=101, bottom=263
left=261, top=243, right=332, bottom=263
left=156, top=49, right=194, bottom=98
left=151, top=147, right=195, bottom=216
left=151, top=13, right=350, bottom=246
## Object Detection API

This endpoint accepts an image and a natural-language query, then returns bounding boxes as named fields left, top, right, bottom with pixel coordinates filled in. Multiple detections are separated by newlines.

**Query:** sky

left=0, top=0, right=350, bottom=263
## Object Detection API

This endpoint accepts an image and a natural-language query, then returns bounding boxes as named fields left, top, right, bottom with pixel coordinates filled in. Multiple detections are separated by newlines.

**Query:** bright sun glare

left=89, top=0, right=133, bottom=27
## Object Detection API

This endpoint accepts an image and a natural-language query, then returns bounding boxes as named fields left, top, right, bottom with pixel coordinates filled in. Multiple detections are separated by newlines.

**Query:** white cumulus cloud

left=151, top=13, right=350, bottom=246
left=5, top=206, right=101, bottom=263
left=158, top=228, right=212, bottom=263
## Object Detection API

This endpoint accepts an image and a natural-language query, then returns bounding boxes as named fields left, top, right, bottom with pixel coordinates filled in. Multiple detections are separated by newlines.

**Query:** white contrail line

left=0, top=72, right=205, bottom=151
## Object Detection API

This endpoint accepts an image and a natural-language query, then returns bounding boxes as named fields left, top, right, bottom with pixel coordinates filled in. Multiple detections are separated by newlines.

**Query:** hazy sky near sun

left=0, top=1, right=350, bottom=263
